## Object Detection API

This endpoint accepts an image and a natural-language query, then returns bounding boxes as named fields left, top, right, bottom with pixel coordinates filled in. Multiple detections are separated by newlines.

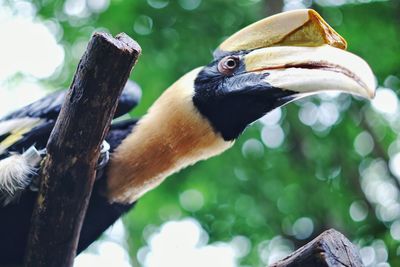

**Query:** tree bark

left=24, top=32, right=141, bottom=267
left=270, top=229, right=364, bottom=267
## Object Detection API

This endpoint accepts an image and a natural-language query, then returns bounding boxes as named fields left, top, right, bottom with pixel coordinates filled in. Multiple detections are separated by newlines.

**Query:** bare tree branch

left=24, top=32, right=141, bottom=267
left=270, top=229, right=363, bottom=267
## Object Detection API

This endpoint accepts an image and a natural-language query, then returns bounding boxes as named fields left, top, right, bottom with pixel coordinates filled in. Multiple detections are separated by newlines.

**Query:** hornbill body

left=0, top=9, right=375, bottom=265
left=0, top=82, right=141, bottom=264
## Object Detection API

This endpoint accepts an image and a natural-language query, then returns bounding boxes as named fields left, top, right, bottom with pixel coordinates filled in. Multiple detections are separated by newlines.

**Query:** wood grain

left=24, top=32, right=141, bottom=267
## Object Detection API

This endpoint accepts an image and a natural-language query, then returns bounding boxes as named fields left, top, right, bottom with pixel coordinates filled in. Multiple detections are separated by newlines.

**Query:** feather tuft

left=0, top=146, right=42, bottom=205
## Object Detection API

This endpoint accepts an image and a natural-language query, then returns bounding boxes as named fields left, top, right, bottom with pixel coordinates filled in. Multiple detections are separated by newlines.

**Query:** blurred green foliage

left=8, top=0, right=400, bottom=265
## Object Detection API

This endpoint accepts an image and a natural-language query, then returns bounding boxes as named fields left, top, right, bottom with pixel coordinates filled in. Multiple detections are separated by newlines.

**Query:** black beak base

left=193, top=68, right=297, bottom=141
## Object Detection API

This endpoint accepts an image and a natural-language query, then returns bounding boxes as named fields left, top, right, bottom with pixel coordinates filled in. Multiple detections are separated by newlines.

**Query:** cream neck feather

left=107, top=68, right=233, bottom=203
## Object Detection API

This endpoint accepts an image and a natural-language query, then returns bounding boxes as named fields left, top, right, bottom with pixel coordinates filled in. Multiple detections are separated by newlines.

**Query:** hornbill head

left=193, top=9, right=375, bottom=141
left=108, top=9, right=376, bottom=203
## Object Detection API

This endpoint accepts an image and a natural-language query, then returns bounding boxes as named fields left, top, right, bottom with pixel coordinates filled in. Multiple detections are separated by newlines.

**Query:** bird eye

left=218, top=56, right=239, bottom=75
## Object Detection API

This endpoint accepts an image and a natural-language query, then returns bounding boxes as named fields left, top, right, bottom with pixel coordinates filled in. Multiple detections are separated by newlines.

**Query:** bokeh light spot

left=87, top=0, right=110, bottom=13
left=292, top=217, right=314, bottom=240
left=0, top=11, right=64, bottom=79
left=178, top=0, right=201, bottom=10
left=139, top=218, right=245, bottom=267
left=259, top=108, right=282, bottom=126
left=317, top=102, right=339, bottom=127
left=360, top=246, right=376, bottom=266
left=179, top=189, right=204, bottom=212
left=230, top=236, right=251, bottom=258
left=371, top=88, right=398, bottom=115
left=147, top=0, right=169, bottom=9
left=63, top=0, right=88, bottom=17
left=134, top=15, right=153, bottom=35
left=299, top=102, right=318, bottom=126
left=384, top=75, right=400, bottom=90
left=390, top=220, right=400, bottom=240
left=349, top=200, right=368, bottom=222
left=389, top=153, right=400, bottom=179
left=258, top=236, right=294, bottom=265
left=261, top=125, right=284, bottom=149
left=242, top=138, right=264, bottom=159
left=354, top=131, right=374, bottom=157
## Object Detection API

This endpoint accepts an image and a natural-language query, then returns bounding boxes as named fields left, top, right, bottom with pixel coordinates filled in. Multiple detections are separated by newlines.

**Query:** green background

left=4, top=0, right=400, bottom=265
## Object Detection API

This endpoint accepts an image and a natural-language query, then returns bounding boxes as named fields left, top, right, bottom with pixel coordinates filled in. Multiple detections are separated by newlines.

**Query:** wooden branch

left=24, top=32, right=141, bottom=267
left=270, top=229, right=364, bottom=267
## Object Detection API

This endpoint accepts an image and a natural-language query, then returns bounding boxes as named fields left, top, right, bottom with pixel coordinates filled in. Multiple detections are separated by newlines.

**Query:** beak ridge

left=218, top=9, right=347, bottom=53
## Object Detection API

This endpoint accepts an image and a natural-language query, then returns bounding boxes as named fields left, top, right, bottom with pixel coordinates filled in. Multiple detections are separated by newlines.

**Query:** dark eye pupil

left=218, top=56, right=238, bottom=74
left=226, top=59, right=236, bottom=68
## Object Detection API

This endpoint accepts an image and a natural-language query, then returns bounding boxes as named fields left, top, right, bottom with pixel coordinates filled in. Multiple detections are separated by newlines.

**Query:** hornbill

left=0, top=9, right=375, bottom=264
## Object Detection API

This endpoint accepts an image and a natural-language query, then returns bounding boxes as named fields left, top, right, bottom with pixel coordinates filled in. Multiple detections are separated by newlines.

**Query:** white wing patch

left=0, top=117, right=44, bottom=155
left=0, top=146, right=43, bottom=205
left=0, top=154, right=34, bottom=194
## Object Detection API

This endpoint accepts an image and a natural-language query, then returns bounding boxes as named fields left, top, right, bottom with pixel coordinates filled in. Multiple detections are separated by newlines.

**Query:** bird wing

left=0, top=118, right=138, bottom=265
left=0, top=80, right=141, bottom=157
left=0, top=81, right=141, bottom=206
left=0, top=91, right=65, bottom=122
left=0, top=80, right=141, bottom=264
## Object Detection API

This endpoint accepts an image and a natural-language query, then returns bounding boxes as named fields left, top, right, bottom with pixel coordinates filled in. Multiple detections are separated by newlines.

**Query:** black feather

left=0, top=81, right=141, bottom=265
left=0, top=80, right=141, bottom=122
left=0, top=119, right=138, bottom=265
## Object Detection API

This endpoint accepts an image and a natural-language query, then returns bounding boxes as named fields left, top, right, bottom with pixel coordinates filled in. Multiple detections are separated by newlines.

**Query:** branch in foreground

left=270, top=229, right=364, bottom=267
left=24, top=32, right=141, bottom=267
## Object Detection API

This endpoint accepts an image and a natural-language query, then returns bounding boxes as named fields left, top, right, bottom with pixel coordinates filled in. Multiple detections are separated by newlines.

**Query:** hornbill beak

left=216, top=9, right=376, bottom=100
left=107, top=9, right=378, bottom=203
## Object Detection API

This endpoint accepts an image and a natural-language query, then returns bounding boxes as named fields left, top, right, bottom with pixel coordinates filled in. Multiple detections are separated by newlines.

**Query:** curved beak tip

left=367, top=86, right=377, bottom=99
left=217, top=9, right=377, bottom=102
left=361, top=71, right=377, bottom=100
